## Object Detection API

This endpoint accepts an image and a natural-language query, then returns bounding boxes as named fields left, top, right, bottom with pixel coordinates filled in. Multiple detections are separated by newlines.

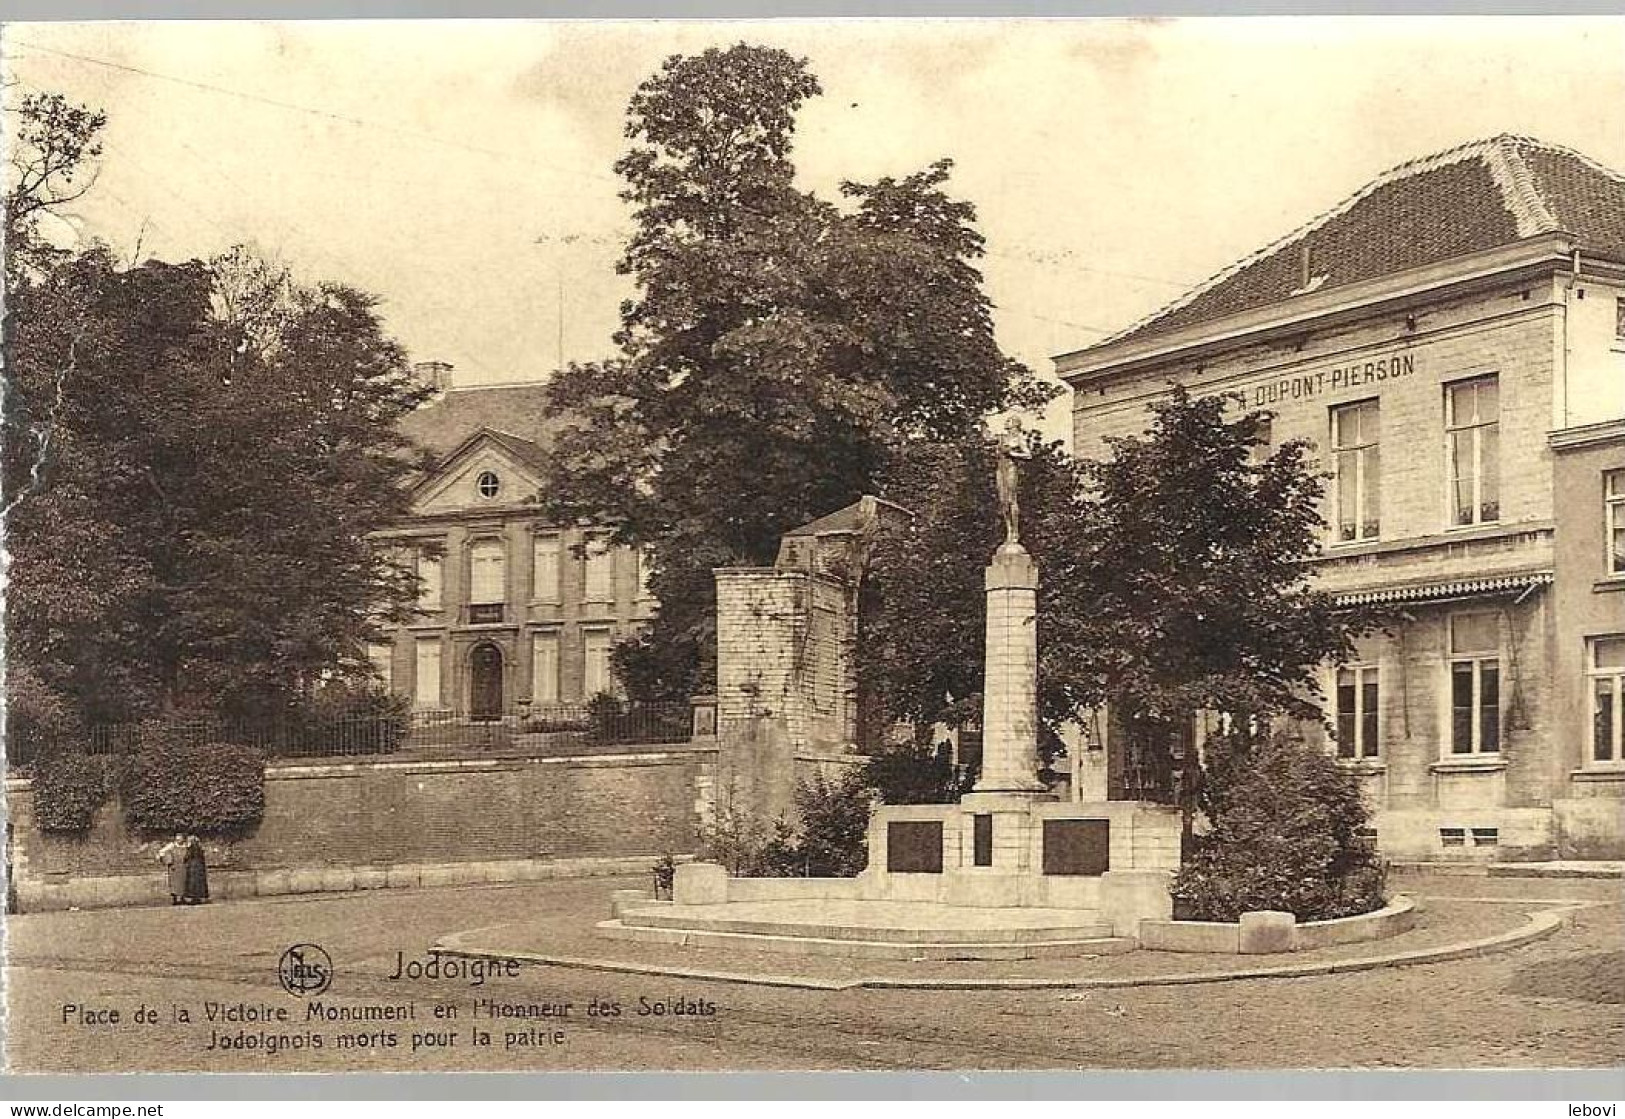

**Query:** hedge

left=31, top=751, right=113, bottom=833
left=120, top=735, right=266, bottom=834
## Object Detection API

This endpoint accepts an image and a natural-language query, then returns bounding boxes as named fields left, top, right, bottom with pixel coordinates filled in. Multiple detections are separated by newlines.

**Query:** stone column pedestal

left=974, top=542, right=1046, bottom=796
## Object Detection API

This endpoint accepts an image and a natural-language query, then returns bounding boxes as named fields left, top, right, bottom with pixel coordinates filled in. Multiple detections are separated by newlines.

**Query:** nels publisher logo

left=278, top=943, right=333, bottom=998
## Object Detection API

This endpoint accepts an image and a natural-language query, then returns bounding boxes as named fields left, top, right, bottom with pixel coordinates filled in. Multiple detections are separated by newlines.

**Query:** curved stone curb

left=1141, top=897, right=1417, bottom=955
left=433, top=927, right=861, bottom=990
left=433, top=902, right=1581, bottom=992
left=867, top=905, right=1578, bottom=989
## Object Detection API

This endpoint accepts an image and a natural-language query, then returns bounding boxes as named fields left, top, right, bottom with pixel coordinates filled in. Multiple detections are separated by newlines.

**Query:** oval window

left=476, top=471, right=500, bottom=499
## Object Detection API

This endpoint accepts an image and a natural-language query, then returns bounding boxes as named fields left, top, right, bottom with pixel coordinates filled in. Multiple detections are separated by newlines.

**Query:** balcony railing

left=464, top=603, right=506, bottom=624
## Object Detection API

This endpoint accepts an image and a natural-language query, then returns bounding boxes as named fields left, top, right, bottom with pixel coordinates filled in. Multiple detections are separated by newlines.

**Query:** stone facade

left=713, top=567, right=855, bottom=752
left=1056, top=136, right=1625, bottom=860
left=706, top=497, right=902, bottom=822
left=374, top=380, right=653, bottom=717
left=1549, top=419, right=1625, bottom=857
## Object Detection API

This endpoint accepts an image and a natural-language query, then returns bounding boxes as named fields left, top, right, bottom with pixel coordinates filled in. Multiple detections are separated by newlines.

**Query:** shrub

left=696, top=802, right=791, bottom=876
left=782, top=770, right=871, bottom=877
left=862, top=739, right=975, bottom=805
left=1171, top=730, right=1387, bottom=922
left=290, top=686, right=409, bottom=756
left=584, top=692, right=687, bottom=744
left=523, top=710, right=591, bottom=734
left=696, top=772, right=872, bottom=878
left=31, top=751, right=112, bottom=832
left=121, top=728, right=266, bottom=835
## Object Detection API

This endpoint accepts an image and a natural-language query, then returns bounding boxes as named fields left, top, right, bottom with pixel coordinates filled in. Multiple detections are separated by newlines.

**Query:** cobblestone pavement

left=4, top=873, right=1621, bottom=1072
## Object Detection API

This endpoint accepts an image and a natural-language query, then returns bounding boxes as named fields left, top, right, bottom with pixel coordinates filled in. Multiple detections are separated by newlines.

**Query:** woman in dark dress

left=181, top=835, right=209, bottom=904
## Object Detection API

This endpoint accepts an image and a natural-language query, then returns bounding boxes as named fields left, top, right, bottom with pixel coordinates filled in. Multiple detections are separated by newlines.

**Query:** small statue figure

left=996, top=451, right=1021, bottom=545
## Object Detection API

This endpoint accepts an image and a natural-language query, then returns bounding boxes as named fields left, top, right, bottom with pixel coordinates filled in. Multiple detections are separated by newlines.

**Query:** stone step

left=617, top=908, right=1113, bottom=945
left=597, top=920, right=1135, bottom=961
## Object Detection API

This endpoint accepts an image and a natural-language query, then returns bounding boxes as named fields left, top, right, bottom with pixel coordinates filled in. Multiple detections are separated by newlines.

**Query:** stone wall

left=6, top=745, right=713, bottom=912
left=713, top=566, right=856, bottom=752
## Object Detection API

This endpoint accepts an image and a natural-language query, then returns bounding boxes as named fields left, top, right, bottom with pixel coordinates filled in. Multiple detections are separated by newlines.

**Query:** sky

left=4, top=17, right=1623, bottom=443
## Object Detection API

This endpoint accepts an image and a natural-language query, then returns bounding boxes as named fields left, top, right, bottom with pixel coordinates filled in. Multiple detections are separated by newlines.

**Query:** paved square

left=5, top=873, right=1621, bottom=1071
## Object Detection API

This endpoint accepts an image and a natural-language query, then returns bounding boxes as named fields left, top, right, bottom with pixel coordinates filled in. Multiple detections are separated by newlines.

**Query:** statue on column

left=996, top=450, right=1021, bottom=546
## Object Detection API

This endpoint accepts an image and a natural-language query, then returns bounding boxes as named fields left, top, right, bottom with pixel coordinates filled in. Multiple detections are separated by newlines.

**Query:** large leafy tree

left=540, top=44, right=1050, bottom=700
left=1051, top=386, right=1381, bottom=819
left=862, top=389, right=1377, bottom=813
left=4, top=244, right=430, bottom=723
left=4, top=92, right=429, bottom=724
left=860, top=432, right=1087, bottom=744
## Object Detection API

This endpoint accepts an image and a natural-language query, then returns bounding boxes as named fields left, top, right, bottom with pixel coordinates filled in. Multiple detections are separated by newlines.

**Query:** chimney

left=412, top=360, right=453, bottom=393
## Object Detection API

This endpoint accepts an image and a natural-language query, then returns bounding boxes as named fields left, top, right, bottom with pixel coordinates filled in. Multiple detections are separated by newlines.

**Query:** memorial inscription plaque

left=1042, top=819, right=1111, bottom=876
left=886, top=821, right=945, bottom=873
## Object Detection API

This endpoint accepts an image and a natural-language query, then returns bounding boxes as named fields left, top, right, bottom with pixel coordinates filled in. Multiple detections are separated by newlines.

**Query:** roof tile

left=1100, top=135, right=1625, bottom=349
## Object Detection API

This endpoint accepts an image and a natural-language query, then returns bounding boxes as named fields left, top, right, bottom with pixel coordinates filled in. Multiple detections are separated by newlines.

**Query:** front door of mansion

left=470, top=642, right=503, bottom=721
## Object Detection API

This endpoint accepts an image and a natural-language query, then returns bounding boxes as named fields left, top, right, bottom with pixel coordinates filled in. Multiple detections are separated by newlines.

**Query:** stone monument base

left=856, top=797, right=1181, bottom=936
left=597, top=798, right=1183, bottom=958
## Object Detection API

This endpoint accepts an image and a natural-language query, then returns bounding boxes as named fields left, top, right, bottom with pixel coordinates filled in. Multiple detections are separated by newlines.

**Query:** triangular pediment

left=411, top=429, right=546, bottom=515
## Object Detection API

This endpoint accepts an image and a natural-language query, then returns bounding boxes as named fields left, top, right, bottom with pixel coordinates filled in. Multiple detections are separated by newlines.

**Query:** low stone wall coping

left=8, top=745, right=718, bottom=790
left=12, top=853, right=682, bottom=913
left=1140, top=896, right=1416, bottom=954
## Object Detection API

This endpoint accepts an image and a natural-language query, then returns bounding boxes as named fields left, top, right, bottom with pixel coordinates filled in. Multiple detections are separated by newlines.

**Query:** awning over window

left=1333, top=570, right=1553, bottom=607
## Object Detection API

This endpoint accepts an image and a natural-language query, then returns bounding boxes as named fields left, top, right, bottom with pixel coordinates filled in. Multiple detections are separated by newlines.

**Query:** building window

left=532, top=534, right=561, bottom=603
left=1589, top=636, right=1625, bottom=765
left=1616, top=296, right=1625, bottom=341
left=366, top=643, right=393, bottom=689
left=476, top=470, right=500, bottom=499
left=413, top=637, right=442, bottom=710
left=1330, top=399, right=1381, bottom=542
left=582, top=628, right=613, bottom=699
left=1448, top=613, right=1500, bottom=755
left=416, top=548, right=443, bottom=613
left=531, top=631, right=560, bottom=706
left=1446, top=375, right=1500, bottom=526
left=1607, top=470, right=1625, bottom=575
left=584, top=536, right=613, bottom=603
left=469, top=539, right=505, bottom=606
left=1335, top=665, right=1380, bottom=759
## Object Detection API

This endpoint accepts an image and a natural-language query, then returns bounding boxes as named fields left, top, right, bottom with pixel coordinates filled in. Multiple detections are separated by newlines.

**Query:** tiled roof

left=481, top=429, right=552, bottom=474
left=783, top=496, right=913, bottom=537
left=397, top=381, right=561, bottom=462
left=1102, top=135, right=1625, bottom=348
left=784, top=503, right=869, bottom=537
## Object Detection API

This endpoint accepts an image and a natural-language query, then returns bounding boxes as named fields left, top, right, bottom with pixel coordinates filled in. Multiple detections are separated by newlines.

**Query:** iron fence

left=407, top=702, right=691, bottom=750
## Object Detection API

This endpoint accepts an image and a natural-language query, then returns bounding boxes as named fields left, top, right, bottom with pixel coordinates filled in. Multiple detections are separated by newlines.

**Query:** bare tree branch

left=0, top=329, right=83, bottom=525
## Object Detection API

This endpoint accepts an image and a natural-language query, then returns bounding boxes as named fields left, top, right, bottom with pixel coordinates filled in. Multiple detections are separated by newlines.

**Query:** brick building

left=1056, top=135, right=1625, bottom=860
left=368, top=368, right=653, bottom=718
